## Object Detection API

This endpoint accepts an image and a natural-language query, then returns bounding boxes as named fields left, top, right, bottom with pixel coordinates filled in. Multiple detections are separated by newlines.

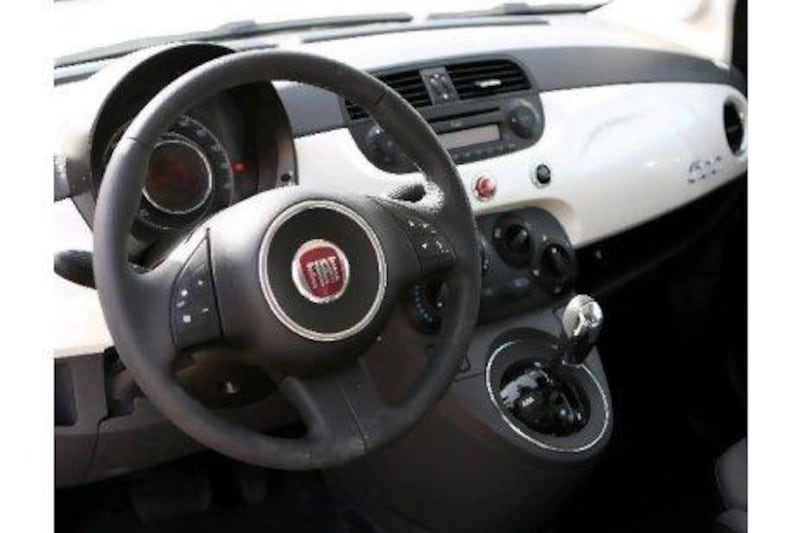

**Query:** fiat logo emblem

left=291, top=239, right=350, bottom=304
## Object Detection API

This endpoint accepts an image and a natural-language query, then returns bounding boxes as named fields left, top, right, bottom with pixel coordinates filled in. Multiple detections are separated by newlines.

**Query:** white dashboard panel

left=296, top=82, right=747, bottom=248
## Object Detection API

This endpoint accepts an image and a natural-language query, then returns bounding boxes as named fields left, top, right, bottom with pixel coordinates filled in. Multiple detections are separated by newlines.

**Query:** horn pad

left=259, top=200, right=387, bottom=342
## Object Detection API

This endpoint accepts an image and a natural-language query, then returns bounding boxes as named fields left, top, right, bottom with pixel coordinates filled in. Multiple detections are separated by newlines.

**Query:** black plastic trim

left=515, top=46, right=746, bottom=93
left=576, top=178, right=746, bottom=299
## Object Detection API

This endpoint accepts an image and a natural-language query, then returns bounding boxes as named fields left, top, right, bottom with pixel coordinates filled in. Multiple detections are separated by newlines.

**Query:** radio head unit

left=342, top=57, right=545, bottom=174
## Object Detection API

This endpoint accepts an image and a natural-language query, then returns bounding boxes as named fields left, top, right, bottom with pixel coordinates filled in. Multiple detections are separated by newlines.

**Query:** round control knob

left=507, top=101, right=538, bottom=139
left=534, top=241, right=576, bottom=294
left=493, top=217, right=534, bottom=267
left=366, top=126, right=400, bottom=166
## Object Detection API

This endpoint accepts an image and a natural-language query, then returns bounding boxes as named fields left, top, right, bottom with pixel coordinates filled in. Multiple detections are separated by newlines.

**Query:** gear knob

left=559, top=294, right=603, bottom=365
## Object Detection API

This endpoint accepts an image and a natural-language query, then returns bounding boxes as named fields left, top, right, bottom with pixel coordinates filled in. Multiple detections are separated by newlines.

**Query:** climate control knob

left=533, top=241, right=576, bottom=294
left=493, top=216, right=534, bottom=267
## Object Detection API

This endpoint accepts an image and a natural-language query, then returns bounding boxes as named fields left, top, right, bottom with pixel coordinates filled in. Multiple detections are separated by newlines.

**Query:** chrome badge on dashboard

left=291, top=239, right=350, bottom=304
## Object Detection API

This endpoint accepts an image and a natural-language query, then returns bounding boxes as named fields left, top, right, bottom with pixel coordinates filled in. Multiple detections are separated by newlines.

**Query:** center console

left=327, top=207, right=614, bottom=533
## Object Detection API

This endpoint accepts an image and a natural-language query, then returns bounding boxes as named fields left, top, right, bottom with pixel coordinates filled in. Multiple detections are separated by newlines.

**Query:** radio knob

left=507, top=102, right=538, bottom=139
left=366, top=126, right=400, bottom=166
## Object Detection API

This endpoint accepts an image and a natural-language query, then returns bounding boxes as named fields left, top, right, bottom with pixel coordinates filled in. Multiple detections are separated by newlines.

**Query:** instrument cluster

left=63, top=43, right=297, bottom=250
left=100, top=107, right=260, bottom=233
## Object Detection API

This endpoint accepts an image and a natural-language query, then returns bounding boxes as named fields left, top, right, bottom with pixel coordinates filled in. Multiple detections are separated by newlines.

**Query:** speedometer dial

left=144, top=137, right=213, bottom=215
left=103, top=115, right=234, bottom=230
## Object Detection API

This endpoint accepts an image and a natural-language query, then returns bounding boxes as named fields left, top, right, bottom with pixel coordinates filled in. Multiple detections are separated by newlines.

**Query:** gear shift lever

left=559, top=295, right=603, bottom=365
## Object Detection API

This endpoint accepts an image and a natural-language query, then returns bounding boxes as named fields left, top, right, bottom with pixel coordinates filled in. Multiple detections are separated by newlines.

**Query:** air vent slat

left=446, top=66, right=524, bottom=77
left=447, top=59, right=531, bottom=101
left=345, top=69, right=431, bottom=120
left=447, top=72, right=527, bottom=81
left=383, top=80, right=425, bottom=88
left=382, top=75, right=422, bottom=83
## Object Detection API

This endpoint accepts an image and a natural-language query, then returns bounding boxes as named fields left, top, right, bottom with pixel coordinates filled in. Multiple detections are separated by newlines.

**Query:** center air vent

left=447, top=59, right=531, bottom=100
left=346, top=70, right=432, bottom=120
left=723, top=99, right=746, bottom=155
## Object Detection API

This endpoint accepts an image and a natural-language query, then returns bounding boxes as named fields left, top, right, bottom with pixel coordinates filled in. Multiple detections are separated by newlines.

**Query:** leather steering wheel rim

left=93, top=50, right=481, bottom=469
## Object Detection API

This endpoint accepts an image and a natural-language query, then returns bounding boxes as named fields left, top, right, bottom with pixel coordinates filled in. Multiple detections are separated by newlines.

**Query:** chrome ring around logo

left=258, top=200, right=387, bottom=343
left=291, top=239, right=351, bottom=304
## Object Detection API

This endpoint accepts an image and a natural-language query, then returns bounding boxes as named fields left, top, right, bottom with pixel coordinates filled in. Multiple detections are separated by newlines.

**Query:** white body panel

left=53, top=81, right=747, bottom=356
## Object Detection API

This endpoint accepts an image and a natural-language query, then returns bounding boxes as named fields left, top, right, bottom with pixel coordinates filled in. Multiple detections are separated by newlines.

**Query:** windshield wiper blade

left=428, top=2, right=604, bottom=20
left=55, top=12, right=413, bottom=68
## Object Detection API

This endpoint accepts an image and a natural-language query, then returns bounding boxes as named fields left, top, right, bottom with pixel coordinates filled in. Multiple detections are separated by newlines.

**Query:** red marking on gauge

left=232, top=161, right=247, bottom=173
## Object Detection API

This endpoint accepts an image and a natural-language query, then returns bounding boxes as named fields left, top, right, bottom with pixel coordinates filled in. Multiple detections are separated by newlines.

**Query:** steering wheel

left=94, top=50, right=481, bottom=470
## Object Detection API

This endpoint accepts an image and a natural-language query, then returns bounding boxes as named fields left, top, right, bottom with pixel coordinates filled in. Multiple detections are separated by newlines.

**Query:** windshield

left=54, top=0, right=606, bottom=62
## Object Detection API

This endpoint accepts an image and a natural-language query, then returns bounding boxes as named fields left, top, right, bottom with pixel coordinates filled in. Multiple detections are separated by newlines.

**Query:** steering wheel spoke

left=280, top=359, right=388, bottom=457
left=166, top=233, right=224, bottom=353
left=120, top=230, right=224, bottom=374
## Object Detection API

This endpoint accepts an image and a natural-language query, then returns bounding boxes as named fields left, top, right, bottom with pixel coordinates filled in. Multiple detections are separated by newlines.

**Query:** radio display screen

left=438, top=124, right=501, bottom=150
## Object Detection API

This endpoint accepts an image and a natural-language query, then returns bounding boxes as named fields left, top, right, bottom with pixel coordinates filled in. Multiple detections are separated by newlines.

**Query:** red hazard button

left=473, top=175, right=496, bottom=201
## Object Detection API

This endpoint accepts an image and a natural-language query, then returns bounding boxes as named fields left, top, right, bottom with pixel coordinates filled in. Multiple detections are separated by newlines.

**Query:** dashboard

left=53, top=13, right=747, bottom=488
